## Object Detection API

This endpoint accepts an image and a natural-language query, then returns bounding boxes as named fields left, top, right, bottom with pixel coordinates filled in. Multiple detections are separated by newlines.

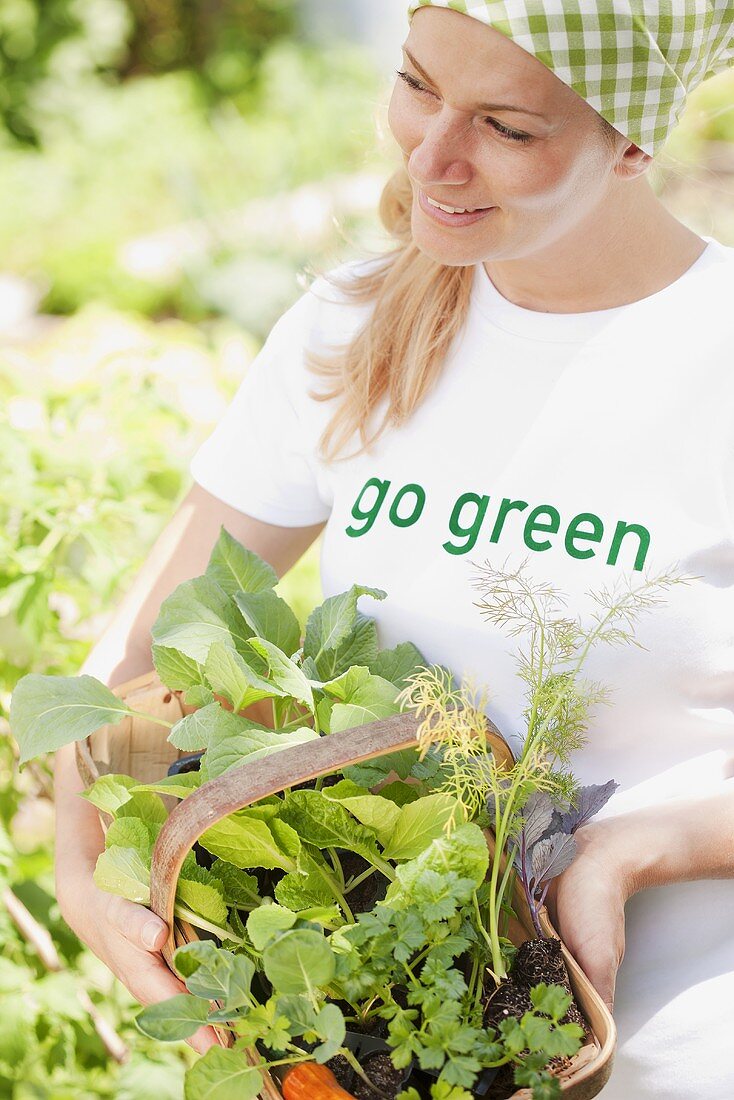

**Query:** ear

left=615, top=141, right=654, bottom=180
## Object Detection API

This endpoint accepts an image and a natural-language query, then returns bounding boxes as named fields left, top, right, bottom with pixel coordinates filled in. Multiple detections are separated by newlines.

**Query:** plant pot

left=77, top=669, right=616, bottom=1099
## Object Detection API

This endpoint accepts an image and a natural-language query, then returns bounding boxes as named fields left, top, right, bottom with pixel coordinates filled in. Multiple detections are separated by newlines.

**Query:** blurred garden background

left=0, top=1, right=731, bottom=1095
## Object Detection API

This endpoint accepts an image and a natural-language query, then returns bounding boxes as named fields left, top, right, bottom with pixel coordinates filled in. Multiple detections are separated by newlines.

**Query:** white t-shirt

left=191, top=236, right=734, bottom=1099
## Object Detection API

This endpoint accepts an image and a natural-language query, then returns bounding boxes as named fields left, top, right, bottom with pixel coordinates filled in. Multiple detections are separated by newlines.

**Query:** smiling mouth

left=417, top=190, right=496, bottom=225
left=424, top=194, right=491, bottom=214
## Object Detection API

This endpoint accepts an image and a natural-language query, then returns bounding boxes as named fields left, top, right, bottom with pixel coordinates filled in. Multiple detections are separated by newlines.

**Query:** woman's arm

left=545, top=783, right=734, bottom=1011
left=54, top=482, right=326, bottom=1051
left=604, top=786, right=734, bottom=889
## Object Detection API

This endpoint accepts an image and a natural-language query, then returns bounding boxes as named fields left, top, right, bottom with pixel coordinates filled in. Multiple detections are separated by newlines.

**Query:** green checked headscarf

left=406, top=1, right=734, bottom=156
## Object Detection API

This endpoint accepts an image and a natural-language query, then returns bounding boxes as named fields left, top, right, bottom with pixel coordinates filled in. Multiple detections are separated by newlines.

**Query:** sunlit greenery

left=0, top=303, right=323, bottom=1095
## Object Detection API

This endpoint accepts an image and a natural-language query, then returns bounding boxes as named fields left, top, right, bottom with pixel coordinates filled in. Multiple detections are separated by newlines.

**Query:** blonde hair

left=305, top=115, right=621, bottom=464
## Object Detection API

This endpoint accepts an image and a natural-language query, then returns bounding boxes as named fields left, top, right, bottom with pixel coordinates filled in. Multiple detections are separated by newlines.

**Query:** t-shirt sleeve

left=190, top=288, right=332, bottom=527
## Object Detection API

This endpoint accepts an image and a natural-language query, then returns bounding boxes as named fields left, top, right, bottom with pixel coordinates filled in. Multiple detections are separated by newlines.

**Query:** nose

left=408, top=109, right=474, bottom=190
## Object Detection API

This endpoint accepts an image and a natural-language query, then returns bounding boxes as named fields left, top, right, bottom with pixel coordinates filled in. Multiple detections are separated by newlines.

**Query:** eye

left=396, top=70, right=533, bottom=144
left=396, top=69, right=435, bottom=96
left=485, top=118, right=533, bottom=144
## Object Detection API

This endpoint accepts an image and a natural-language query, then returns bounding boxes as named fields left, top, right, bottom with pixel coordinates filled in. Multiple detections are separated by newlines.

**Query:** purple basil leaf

left=533, top=793, right=573, bottom=845
left=519, top=791, right=556, bottom=848
left=529, top=832, right=578, bottom=892
left=557, top=780, right=619, bottom=834
left=543, top=809, right=566, bottom=839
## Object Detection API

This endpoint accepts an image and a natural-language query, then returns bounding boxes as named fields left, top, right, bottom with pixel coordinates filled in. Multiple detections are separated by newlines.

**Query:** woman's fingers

left=542, top=831, right=627, bottom=1014
left=100, top=900, right=223, bottom=1052
left=105, top=893, right=168, bottom=953
left=563, top=922, right=623, bottom=1012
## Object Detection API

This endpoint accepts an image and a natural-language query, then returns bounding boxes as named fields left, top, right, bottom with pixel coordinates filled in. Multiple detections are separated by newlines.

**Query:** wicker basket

left=77, top=670, right=616, bottom=1099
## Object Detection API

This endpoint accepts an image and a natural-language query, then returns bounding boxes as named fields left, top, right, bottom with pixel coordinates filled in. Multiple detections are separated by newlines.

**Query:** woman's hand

left=54, top=744, right=220, bottom=1055
left=542, top=818, right=637, bottom=1013
left=57, top=848, right=223, bottom=1057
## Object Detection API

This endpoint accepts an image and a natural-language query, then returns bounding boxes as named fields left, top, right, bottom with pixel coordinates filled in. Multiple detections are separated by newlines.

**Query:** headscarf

left=406, top=1, right=734, bottom=156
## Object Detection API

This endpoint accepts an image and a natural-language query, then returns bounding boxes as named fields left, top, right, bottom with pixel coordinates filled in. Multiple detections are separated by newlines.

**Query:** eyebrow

left=402, top=47, right=550, bottom=120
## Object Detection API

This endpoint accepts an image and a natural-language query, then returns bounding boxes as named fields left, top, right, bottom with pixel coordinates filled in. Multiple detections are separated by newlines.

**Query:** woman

left=55, top=2, right=734, bottom=1096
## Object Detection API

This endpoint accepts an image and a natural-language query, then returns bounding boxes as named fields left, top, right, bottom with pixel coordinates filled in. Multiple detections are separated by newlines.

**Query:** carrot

left=281, top=1061, right=356, bottom=1099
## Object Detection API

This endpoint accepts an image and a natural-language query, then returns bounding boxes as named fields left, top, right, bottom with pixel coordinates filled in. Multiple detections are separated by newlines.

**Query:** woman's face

left=388, top=8, right=629, bottom=266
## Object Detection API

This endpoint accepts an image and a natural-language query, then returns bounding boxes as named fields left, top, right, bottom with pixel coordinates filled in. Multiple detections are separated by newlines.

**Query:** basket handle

left=150, top=710, right=514, bottom=966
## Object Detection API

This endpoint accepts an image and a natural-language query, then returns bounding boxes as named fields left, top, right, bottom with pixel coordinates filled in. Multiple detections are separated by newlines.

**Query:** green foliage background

left=0, top=0, right=296, bottom=145
left=0, top=3, right=731, bottom=1093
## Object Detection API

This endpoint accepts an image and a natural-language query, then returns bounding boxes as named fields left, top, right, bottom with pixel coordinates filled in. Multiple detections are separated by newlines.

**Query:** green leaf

left=204, top=641, right=284, bottom=711
left=273, top=994, right=318, bottom=1036
left=370, top=641, right=428, bottom=689
left=206, top=527, right=278, bottom=597
left=132, top=773, right=202, bottom=799
left=313, top=1002, right=346, bottom=1063
left=10, top=674, right=133, bottom=764
left=176, top=876, right=228, bottom=925
left=116, top=1057, right=187, bottom=1100
left=274, top=850, right=334, bottom=911
left=312, top=613, right=381, bottom=681
left=199, top=812, right=300, bottom=872
left=386, top=824, right=489, bottom=909
left=152, top=576, right=252, bottom=663
left=168, top=702, right=222, bottom=751
left=81, top=774, right=167, bottom=824
left=519, top=1016, right=553, bottom=1054
left=246, top=903, right=297, bottom=951
left=246, top=637, right=314, bottom=710
left=379, top=781, right=421, bottom=807
left=209, top=861, right=261, bottom=909
left=529, top=982, right=573, bottom=1021
left=228, top=997, right=293, bottom=1048
left=93, top=846, right=150, bottom=904
left=344, top=747, right=419, bottom=789
left=315, top=694, right=334, bottom=733
left=382, top=793, right=461, bottom=861
left=105, top=816, right=158, bottom=855
left=184, top=1047, right=262, bottom=1100
left=234, top=589, right=301, bottom=658
left=296, top=905, right=342, bottom=930
left=498, top=1017, right=527, bottom=1056
left=152, top=645, right=204, bottom=691
left=184, top=684, right=216, bottom=708
left=117, top=793, right=167, bottom=825
left=315, top=665, right=372, bottom=701
left=205, top=714, right=318, bottom=781
left=279, top=790, right=383, bottom=864
left=321, top=780, right=401, bottom=847
left=304, top=585, right=386, bottom=665
left=513, top=1058, right=564, bottom=1098
left=329, top=675, right=401, bottom=733
left=136, top=994, right=210, bottom=1041
left=262, top=929, right=335, bottom=995
left=81, top=774, right=137, bottom=815
left=175, top=942, right=255, bottom=1009
left=319, top=777, right=368, bottom=800
left=173, top=940, right=216, bottom=980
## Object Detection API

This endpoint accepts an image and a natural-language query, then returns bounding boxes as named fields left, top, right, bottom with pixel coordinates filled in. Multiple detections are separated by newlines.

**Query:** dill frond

left=396, top=665, right=505, bottom=828
left=468, top=555, right=694, bottom=765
